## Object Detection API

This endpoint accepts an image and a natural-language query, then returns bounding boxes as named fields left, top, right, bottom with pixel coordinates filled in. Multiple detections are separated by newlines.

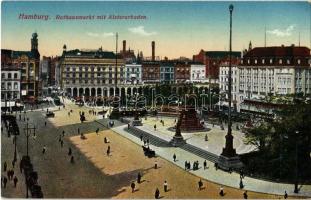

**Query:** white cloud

left=86, top=32, right=114, bottom=37
left=102, top=32, right=114, bottom=37
left=87, top=32, right=100, bottom=37
left=128, top=26, right=157, bottom=36
left=267, top=25, right=295, bottom=37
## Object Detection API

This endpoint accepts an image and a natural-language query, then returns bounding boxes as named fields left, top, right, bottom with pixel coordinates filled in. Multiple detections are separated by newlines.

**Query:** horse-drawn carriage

left=46, top=111, right=55, bottom=118
left=142, top=145, right=155, bottom=158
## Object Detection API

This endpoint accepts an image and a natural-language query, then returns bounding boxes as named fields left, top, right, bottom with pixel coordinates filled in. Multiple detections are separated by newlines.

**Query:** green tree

left=244, top=103, right=311, bottom=181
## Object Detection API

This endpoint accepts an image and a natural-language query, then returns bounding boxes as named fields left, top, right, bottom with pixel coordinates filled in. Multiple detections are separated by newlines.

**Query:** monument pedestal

left=217, top=155, right=243, bottom=171
left=217, top=131, right=243, bottom=170
left=132, top=119, right=142, bottom=126
left=170, top=135, right=186, bottom=147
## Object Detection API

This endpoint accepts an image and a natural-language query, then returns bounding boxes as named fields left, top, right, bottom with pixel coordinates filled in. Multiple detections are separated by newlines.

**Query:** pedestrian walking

left=154, top=160, right=158, bottom=169
left=239, top=178, right=244, bottom=189
left=10, top=170, right=14, bottom=180
left=96, top=128, right=99, bottom=135
left=78, top=128, right=80, bottom=135
left=155, top=188, right=160, bottom=199
left=198, top=179, right=203, bottom=190
left=3, top=176, right=7, bottom=188
left=44, top=121, right=47, bottom=126
left=140, top=134, right=143, bottom=141
left=70, top=155, right=74, bottom=163
left=13, top=176, right=18, bottom=187
left=12, top=160, right=15, bottom=168
left=7, top=170, right=10, bottom=180
left=203, top=160, right=207, bottom=170
left=137, top=172, right=141, bottom=184
left=163, top=180, right=168, bottom=192
left=173, top=153, right=176, bottom=162
left=68, top=147, right=72, bottom=156
left=284, top=191, right=288, bottom=199
left=243, top=191, right=248, bottom=199
left=42, top=146, right=46, bottom=154
left=128, top=123, right=130, bottom=130
left=154, top=124, right=157, bottom=131
left=3, top=162, right=7, bottom=172
left=219, top=186, right=224, bottom=196
left=107, top=146, right=110, bottom=156
left=62, top=130, right=65, bottom=137
left=131, top=181, right=135, bottom=193
left=60, top=140, right=64, bottom=147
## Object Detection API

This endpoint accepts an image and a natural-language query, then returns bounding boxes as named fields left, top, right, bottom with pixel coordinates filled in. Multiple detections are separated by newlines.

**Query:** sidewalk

left=1, top=125, right=26, bottom=198
left=107, top=121, right=311, bottom=197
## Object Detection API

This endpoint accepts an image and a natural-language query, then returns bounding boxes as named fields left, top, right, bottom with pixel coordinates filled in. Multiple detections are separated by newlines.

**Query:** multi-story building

left=238, top=45, right=310, bottom=100
left=142, top=61, right=160, bottom=84
left=40, top=56, right=51, bottom=87
left=1, top=33, right=40, bottom=100
left=52, top=56, right=61, bottom=87
left=193, top=50, right=241, bottom=81
left=190, top=62, right=206, bottom=83
left=220, top=45, right=311, bottom=112
left=60, top=46, right=127, bottom=97
left=1, top=66, right=21, bottom=100
left=160, top=61, right=175, bottom=84
left=124, top=63, right=142, bottom=84
left=219, top=63, right=239, bottom=110
left=175, top=61, right=191, bottom=83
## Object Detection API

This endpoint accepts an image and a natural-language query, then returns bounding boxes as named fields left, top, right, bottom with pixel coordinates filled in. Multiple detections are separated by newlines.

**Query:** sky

left=1, top=1, right=311, bottom=59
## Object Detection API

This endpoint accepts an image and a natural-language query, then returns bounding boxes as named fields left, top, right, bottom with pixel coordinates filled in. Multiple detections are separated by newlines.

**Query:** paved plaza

left=137, top=116, right=256, bottom=155
left=1, top=98, right=310, bottom=198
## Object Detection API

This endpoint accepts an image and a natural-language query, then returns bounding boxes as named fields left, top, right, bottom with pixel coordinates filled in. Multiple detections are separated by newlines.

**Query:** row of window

left=243, top=58, right=302, bottom=65
left=1, top=73, right=19, bottom=79
left=1, top=82, right=19, bottom=90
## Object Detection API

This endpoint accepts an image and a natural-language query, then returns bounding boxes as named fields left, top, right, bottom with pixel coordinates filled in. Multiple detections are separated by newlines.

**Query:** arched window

left=8, top=73, right=12, bottom=79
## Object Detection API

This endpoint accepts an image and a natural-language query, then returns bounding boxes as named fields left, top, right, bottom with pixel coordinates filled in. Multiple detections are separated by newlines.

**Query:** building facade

left=175, top=61, right=191, bottom=83
left=60, top=46, right=129, bottom=97
left=1, top=33, right=40, bottom=100
left=193, top=50, right=241, bottom=81
left=1, top=66, right=21, bottom=100
left=124, top=63, right=142, bottom=84
left=190, top=63, right=206, bottom=83
left=160, top=61, right=175, bottom=84
left=141, top=61, right=160, bottom=84
left=220, top=45, right=311, bottom=112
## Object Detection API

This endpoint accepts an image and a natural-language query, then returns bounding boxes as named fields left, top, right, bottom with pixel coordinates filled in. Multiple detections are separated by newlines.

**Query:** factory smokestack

left=152, top=41, right=155, bottom=61
left=123, top=40, right=126, bottom=52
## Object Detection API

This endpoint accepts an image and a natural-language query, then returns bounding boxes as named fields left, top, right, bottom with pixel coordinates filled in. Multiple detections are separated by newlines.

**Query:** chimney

left=123, top=40, right=126, bottom=52
left=152, top=41, right=155, bottom=61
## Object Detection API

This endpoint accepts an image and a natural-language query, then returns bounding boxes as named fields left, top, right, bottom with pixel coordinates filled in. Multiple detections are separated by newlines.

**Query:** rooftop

left=244, top=46, right=310, bottom=57
left=205, top=51, right=241, bottom=58
left=63, top=49, right=122, bottom=59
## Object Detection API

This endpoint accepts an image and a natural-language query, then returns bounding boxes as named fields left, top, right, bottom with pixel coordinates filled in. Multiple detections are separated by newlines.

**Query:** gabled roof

left=244, top=46, right=310, bottom=57
left=205, top=51, right=241, bottom=58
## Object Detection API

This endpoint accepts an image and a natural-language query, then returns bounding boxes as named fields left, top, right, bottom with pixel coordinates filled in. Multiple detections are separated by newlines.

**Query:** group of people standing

left=1, top=162, right=18, bottom=189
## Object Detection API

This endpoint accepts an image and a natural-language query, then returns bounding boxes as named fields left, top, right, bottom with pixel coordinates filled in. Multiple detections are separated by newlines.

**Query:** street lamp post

left=294, top=130, right=299, bottom=193
left=220, top=4, right=235, bottom=156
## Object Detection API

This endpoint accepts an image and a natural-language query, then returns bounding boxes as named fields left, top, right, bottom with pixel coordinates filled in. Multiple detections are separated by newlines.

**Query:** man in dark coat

left=13, top=176, right=18, bottom=187
left=131, top=181, right=135, bottom=193
left=155, top=188, right=160, bottom=199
